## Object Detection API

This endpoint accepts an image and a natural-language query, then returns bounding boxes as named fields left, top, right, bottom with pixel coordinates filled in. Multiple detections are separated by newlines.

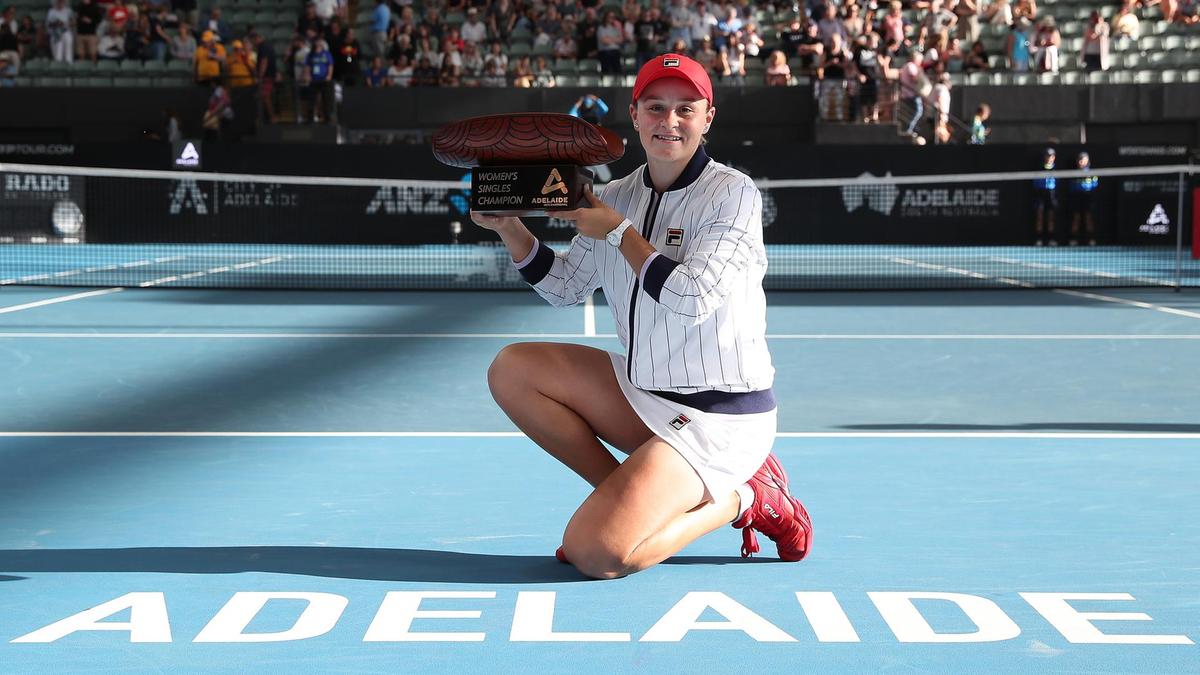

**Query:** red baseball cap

left=632, top=54, right=713, bottom=106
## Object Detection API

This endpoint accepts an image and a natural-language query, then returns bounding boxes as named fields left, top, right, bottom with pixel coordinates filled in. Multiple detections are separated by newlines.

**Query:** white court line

left=0, top=288, right=124, bottom=315
left=1054, top=289, right=1200, bottom=320
left=137, top=255, right=287, bottom=288
left=583, top=292, right=596, bottom=337
left=0, top=431, right=1197, bottom=439
left=889, top=257, right=1033, bottom=288
left=0, top=255, right=187, bottom=286
left=990, top=257, right=1175, bottom=287
left=2, top=332, right=1200, bottom=340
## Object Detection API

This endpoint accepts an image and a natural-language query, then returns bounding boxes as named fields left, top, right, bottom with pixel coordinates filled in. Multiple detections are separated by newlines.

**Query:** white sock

left=735, top=483, right=754, bottom=521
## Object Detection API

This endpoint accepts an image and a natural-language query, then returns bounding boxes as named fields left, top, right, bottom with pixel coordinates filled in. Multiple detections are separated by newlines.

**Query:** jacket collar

left=641, top=145, right=711, bottom=192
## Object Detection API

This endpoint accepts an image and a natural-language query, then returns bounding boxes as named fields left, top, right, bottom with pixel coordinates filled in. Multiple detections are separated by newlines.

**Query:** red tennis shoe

left=732, top=453, right=812, bottom=561
left=555, top=546, right=569, bottom=564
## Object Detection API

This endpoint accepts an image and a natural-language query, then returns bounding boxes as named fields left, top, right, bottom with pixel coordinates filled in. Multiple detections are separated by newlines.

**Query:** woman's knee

left=487, top=342, right=541, bottom=403
left=561, top=535, right=633, bottom=581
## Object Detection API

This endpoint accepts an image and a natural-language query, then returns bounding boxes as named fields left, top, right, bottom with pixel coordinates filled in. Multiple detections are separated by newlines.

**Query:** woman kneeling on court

left=471, top=54, right=812, bottom=579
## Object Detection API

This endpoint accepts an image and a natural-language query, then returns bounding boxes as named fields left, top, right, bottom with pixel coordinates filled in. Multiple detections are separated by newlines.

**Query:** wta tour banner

left=0, top=172, right=87, bottom=244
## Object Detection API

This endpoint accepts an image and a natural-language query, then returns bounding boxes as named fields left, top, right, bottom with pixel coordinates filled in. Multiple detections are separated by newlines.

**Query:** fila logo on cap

left=663, top=57, right=680, bottom=67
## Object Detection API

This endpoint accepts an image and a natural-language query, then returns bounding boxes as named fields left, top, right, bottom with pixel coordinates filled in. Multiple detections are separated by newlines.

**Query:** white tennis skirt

left=608, top=352, right=777, bottom=501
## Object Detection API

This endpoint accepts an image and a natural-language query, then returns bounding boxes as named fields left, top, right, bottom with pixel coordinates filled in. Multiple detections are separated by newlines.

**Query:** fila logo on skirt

left=669, top=414, right=691, bottom=430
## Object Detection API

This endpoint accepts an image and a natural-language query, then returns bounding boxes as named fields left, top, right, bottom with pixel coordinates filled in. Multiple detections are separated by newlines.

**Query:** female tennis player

left=471, top=53, right=811, bottom=579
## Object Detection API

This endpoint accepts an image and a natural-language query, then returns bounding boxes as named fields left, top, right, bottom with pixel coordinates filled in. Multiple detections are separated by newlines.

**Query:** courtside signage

left=7, top=590, right=1193, bottom=645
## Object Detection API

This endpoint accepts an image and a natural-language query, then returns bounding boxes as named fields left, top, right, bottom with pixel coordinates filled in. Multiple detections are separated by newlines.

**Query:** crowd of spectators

left=0, top=0, right=1194, bottom=126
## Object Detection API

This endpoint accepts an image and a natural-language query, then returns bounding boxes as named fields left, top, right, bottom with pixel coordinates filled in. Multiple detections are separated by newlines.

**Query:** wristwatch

left=606, top=219, right=632, bottom=247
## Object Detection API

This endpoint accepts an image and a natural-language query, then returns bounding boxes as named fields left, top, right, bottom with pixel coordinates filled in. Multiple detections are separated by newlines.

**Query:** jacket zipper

left=627, top=189, right=662, bottom=381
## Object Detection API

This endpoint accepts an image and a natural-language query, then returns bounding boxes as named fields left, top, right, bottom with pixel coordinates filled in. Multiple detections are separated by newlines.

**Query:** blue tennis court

left=1, top=282, right=1198, bottom=673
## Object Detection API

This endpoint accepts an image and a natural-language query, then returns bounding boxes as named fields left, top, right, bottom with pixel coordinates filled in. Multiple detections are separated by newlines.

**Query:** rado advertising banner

left=0, top=172, right=87, bottom=243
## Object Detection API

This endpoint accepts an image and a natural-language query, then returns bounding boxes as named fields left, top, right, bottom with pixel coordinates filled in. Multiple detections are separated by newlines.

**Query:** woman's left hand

left=557, top=186, right=626, bottom=241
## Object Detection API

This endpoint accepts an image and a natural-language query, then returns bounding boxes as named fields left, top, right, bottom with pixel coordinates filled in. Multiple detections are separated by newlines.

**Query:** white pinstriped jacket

left=515, top=147, right=775, bottom=407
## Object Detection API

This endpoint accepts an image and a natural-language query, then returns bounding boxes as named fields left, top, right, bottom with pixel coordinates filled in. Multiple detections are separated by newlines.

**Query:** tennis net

left=1, top=161, right=1195, bottom=291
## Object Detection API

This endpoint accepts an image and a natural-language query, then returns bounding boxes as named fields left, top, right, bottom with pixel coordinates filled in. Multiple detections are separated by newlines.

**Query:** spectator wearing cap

left=226, top=38, right=256, bottom=87
left=461, top=7, right=486, bottom=45
left=194, top=29, right=225, bottom=83
left=107, top=0, right=130, bottom=30
left=1081, top=10, right=1109, bottom=71
left=45, top=0, right=74, bottom=63
left=170, top=21, right=195, bottom=63
left=1033, top=16, right=1059, bottom=73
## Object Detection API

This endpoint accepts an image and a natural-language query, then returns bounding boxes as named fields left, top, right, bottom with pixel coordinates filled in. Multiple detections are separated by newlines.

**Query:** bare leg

left=562, top=437, right=741, bottom=579
left=488, top=342, right=653, bottom=487
left=490, top=342, right=746, bottom=578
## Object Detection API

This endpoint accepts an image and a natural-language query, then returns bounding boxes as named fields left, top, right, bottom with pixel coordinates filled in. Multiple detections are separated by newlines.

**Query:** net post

left=1176, top=170, right=1185, bottom=292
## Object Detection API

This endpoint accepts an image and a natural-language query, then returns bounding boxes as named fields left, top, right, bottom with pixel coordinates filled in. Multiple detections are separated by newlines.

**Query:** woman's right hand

left=470, top=211, right=521, bottom=232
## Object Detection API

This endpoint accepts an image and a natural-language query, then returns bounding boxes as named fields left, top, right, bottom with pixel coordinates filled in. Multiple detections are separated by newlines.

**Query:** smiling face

left=630, top=78, right=715, bottom=166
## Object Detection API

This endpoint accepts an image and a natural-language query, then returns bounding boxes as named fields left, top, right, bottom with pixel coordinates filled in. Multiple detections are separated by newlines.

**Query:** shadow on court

left=843, top=422, right=1200, bottom=432
left=0, top=548, right=770, bottom=584
left=0, top=575, right=27, bottom=581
